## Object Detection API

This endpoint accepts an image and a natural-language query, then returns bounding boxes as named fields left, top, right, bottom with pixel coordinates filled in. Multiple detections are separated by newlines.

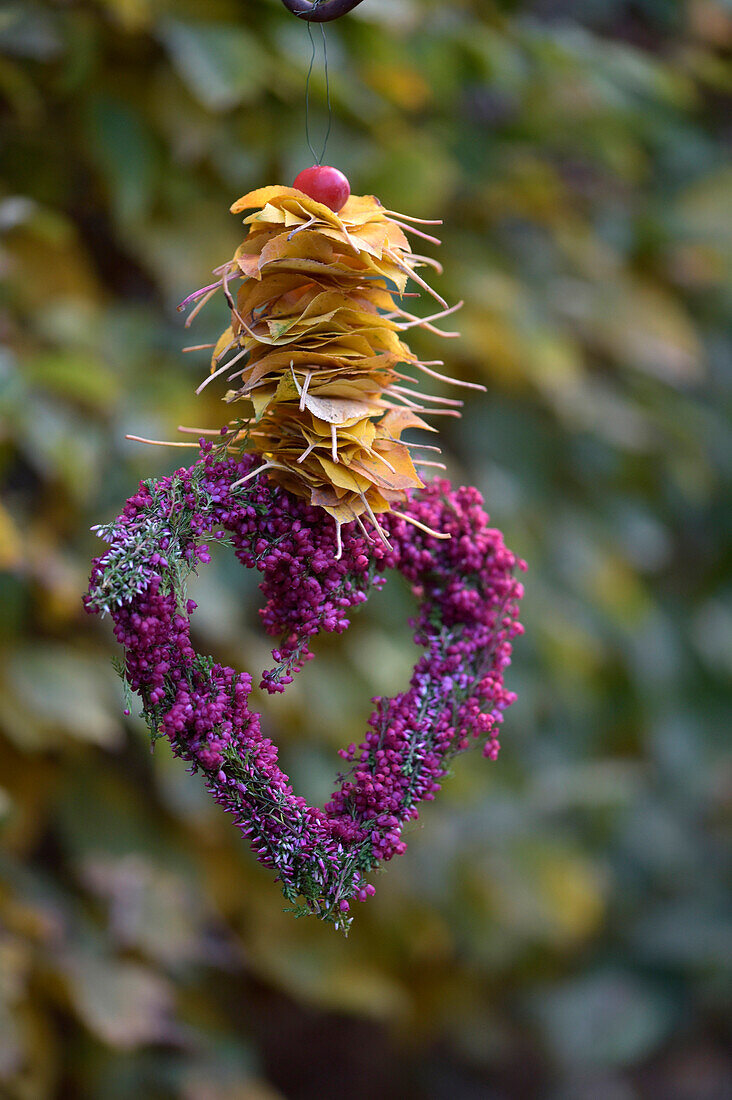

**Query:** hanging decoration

left=171, top=176, right=471, bottom=552
left=85, top=0, right=526, bottom=931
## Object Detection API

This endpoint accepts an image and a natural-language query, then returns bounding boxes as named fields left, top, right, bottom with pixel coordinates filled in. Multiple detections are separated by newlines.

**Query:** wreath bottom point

left=86, top=446, right=525, bottom=931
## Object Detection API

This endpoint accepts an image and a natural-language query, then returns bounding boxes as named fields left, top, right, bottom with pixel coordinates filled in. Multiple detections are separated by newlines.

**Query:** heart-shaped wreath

left=85, top=443, right=524, bottom=931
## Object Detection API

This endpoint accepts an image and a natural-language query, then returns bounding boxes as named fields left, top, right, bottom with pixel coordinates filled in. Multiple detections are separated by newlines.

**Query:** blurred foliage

left=1, top=0, right=731, bottom=1097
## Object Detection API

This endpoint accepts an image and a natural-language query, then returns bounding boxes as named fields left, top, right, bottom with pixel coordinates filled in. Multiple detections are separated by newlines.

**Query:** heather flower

left=86, top=446, right=525, bottom=932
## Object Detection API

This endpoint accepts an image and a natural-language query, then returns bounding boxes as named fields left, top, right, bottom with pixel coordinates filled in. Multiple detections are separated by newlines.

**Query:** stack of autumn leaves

left=178, top=183, right=474, bottom=547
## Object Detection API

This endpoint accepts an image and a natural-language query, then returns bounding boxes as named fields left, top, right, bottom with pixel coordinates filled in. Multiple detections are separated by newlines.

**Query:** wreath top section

left=169, top=182, right=482, bottom=543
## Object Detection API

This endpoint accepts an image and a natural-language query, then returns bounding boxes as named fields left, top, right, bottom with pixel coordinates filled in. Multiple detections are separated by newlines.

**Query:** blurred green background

left=1, top=1, right=730, bottom=1097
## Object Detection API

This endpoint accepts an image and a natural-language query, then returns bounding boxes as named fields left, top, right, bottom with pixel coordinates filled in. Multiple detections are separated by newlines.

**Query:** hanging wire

left=304, top=19, right=332, bottom=165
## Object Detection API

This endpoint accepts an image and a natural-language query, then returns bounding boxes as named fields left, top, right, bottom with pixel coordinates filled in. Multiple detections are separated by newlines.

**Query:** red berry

left=293, top=165, right=351, bottom=213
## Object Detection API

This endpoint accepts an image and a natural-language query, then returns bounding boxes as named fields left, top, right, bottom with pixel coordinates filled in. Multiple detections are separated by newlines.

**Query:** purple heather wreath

left=85, top=443, right=525, bottom=931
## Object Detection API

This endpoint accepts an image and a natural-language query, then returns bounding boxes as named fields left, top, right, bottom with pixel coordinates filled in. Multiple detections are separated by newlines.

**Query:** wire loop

left=305, top=21, right=332, bottom=164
